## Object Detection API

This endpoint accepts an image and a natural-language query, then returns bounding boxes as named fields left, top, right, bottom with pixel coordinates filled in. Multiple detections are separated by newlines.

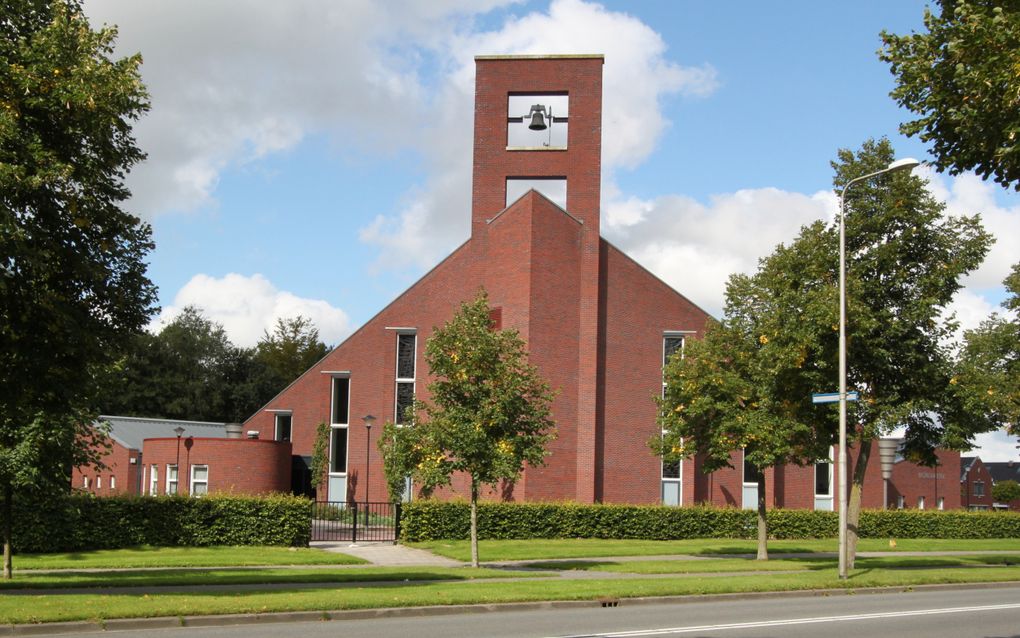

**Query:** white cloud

left=154, top=273, right=352, bottom=348
left=83, top=0, right=517, bottom=218
left=970, top=430, right=1020, bottom=462
left=602, top=188, right=836, bottom=316
left=358, top=0, right=719, bottom=271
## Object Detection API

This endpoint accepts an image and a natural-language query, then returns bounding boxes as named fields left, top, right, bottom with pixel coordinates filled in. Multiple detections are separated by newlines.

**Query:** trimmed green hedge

left=400, top=501, right=1020, bottom=541
left=3, top=494, right=312, bottom=553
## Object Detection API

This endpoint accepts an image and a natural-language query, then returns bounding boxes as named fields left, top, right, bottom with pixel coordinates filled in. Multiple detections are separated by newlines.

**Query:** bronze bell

left=528, top=105, right=547, bottom=131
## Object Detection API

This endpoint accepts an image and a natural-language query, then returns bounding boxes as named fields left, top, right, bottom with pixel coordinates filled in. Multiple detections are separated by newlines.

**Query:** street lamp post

left=173, top=426, right=185, bottom=495
left=363, top=414, right=376, bottom=502
left=837, top=157, right=919, bottom=580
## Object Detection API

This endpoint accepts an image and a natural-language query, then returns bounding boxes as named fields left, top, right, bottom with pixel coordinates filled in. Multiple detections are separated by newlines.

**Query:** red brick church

left=243, top=55, right=711, bottom=504
left=241, top=55, right=959, bottom=511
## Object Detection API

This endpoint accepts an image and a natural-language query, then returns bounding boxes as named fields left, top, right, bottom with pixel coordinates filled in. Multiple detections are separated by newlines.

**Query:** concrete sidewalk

left=312, top=541, right=463, bottom=566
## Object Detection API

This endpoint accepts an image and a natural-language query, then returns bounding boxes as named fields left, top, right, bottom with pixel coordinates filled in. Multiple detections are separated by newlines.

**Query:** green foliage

left=309, top=421, right=330, bottom=496
left=382, top=291, right=556, bottom=564
left=378, top=421, right=420, bottom=502
left=992, top=480, right=1020, bottom=503
left=100, top=309, right=332, bottom=423
left=880, top=0, right=1020, bottom=190
left=954, top=263, right=1020, bottom=436
left=414, top=290, right=557, bottom=491
left=0, top=494, right=312, bottom=553
left=400, top=501, right=1020, bottom=542
left=0, top=0, right=157, bottom=577
left=256, top=316, right=330, bottom=390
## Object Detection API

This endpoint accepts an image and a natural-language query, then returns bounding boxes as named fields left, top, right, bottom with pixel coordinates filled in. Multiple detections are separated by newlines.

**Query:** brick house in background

left=960, top=458, right=1020, bottom=511
left=73, top=416, right=291, bottom=497
left=960, top=456, right=995, bottom=510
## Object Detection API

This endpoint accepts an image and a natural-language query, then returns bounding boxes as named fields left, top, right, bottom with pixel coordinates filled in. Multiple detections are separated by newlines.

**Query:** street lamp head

left=363, top=414, right=376, bottom=430
left=886, top=157, right=920, bottom=173
left=173, top=426, right=185, bottom=438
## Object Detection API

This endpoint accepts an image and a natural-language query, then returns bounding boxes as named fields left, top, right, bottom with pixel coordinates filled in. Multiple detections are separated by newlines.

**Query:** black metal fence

left=311, top=501, right=401, bottom=543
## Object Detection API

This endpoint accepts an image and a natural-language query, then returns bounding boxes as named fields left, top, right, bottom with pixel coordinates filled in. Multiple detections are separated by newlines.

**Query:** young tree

left=657, top=232, right=836, bottom=560
left=992, top=479, right=1020, bottom=504
left=880, top=0, right=1020, bottom=190
left=0, top=1, right=156, bottom=578
left=381, top=291, right=556, bottom=567
left=953, top=263, right=1020, bottom=436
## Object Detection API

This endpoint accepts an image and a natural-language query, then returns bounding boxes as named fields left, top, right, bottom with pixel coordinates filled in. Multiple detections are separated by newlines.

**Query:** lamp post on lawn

left=173, top=426, right=185, bottom=495
left=837, top=157, right=919, bottom=580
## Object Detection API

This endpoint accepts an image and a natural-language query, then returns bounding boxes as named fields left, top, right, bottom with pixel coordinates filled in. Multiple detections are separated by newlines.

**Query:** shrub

left=2, top=493, right=312, bottom=553
left=400, top=500, right=1020, bottom=541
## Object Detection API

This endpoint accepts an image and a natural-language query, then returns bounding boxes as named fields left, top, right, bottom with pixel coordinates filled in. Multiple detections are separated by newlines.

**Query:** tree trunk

left=469, top=479, right=479, bottom=568
left=846, top=437, right=873, bottom=570
left=3, top=483, right=12, bottom=580
left=756, top=473, right=768, bottom=561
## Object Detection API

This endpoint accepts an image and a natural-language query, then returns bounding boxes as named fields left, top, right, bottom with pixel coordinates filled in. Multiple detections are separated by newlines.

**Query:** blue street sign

left=812, top=391, right=860, bottom=404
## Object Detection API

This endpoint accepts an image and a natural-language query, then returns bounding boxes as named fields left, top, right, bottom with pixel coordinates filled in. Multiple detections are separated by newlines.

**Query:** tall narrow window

left=150, top=465, right=158, bottom=495
left=814, top=448, right=834, bottom=511
left=96, top=476, right=102, bottom=490
left=110, top=476, right=116, bottom=491
left=395, top=333, right=416, bottom=425
left=191, top=465, right=209, bottom=496
left=275, top=413, right=292, bottom=442
left=742, top=452, right=762, bottom=510
left=661, top=334, right=685, bottom=506
left=330, top=377, right=350, bottom=474
left=167, top=465, right=179, bottom=495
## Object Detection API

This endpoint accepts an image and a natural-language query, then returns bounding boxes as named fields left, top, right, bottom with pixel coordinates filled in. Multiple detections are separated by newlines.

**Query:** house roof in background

left=984, top=461, right=1020, bottom=484
left=97, top=415, right=228, bottom=451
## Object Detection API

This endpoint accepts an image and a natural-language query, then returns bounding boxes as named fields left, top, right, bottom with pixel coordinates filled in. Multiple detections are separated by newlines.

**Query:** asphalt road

left=36, top=585, right=1020, bottom=638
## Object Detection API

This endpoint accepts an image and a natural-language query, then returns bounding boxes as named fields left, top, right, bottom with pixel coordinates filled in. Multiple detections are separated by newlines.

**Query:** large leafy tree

left=661, top=139, right=992, bottom=568
left=255, top=316, right=330, bottom=394
left=379, top=291, right=556, bottom=567
left=0, top=1, right=156, bottom=578
left=954, top=263, right=1020, bottom=436
left=657, top=215, right=840, bottom=560
left=880, top=0, right=1020, bottom=190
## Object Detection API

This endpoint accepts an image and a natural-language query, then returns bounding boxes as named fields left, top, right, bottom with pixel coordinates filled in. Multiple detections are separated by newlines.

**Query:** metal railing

left=311, top=500, right=401, bottom=543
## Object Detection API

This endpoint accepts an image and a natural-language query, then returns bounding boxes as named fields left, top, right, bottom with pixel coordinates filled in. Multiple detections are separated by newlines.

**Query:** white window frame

left=274, top=411, right=293, bottom=442
left=150, top=464, right=158, bottom=495
left=917, top=495, right=925, bottom=510
left=394, top=331, right=416, bottom=426
left=660, top=332, right=688, bottom=506
left=96, top=476, right=102, bottom=490
left=110, top=476, right=116, bottom=491
left=83, top=475, right=89, bottom=489
left=167, top=464, right=179, bottom=495
left=191, top=465, right=209, bottom=496
left=329, top=375, right=350, bottom=477
left=814, top=447, right=834, bottom=511
left=937, top=496, right=945, bottom=510
left=897, top=495, right=906, bottom=509
left=742, top=450, right=763, bottom=510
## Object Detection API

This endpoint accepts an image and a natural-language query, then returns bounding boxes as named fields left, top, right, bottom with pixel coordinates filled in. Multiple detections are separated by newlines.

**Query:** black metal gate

left=311, top=501, right=401, bottom=543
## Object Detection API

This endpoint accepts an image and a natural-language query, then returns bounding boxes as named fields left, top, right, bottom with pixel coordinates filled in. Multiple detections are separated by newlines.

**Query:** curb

left=2, top=581, right=1019, bottom=636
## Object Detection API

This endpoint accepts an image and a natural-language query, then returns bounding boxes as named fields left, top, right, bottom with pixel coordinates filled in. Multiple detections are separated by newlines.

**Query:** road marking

left=551, top=602, right=1020, bottom=637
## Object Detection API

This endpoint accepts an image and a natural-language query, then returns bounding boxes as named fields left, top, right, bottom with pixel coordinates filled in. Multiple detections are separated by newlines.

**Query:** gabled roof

left=985, top=461, right=1020, bottom=484
left=97, top=415, right=228, bottom=451
left=960, top=456, right=979, bottom=481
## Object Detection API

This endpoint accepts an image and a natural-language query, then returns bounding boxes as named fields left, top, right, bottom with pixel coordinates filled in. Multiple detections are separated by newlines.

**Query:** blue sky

left=83, top=1, right=1018, bottom=459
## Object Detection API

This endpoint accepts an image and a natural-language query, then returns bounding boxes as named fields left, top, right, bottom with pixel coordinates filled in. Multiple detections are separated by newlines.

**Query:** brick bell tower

left=471, top=55, right=605, bottom=502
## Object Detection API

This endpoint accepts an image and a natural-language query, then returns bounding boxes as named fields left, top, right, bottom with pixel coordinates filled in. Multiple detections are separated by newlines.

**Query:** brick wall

left=71, top=437, right=142, bottom=495
left=961, top=457, right=995, bottom=510
left=140, top=437, right=290, bottom=495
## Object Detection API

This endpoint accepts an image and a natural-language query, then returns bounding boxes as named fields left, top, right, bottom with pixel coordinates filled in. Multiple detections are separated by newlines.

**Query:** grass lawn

left=408, top=538, right=1020, bottom=562
left=524, top=553, right=1020, bottom=574
left=11, top=546, right=365, bottom=570
left=4, top=565, right=1019, bottom=625
left=0, top=566, right=549, bottom=590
